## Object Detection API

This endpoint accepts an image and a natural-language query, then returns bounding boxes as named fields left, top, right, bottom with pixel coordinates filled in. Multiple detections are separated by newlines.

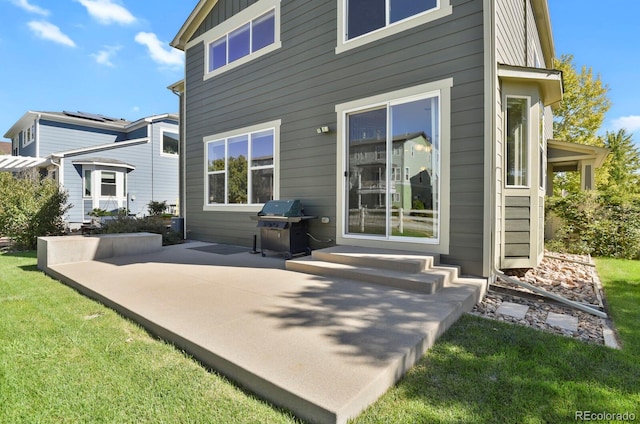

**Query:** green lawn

left=1, top=252, right=638, bottom=423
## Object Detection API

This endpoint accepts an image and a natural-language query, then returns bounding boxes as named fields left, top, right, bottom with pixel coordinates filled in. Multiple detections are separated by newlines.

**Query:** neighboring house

left=0, top=141, right=11, bottom=155
left=170, top=0, right=607, bottom=277
left=2, top=111, right=179, bottom=229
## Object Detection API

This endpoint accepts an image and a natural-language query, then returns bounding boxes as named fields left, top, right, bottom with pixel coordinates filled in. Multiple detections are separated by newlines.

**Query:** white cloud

left=28, top=21, right=76, bottom=47
left=611, top=115, right=640, bottom=133
left=11, top=0, right=49, bottom=16
left=75, top=0, right=136, bottom=25
left=134, top=32, right=184, bottom=68
left=91, top=45, right=122, bottom=67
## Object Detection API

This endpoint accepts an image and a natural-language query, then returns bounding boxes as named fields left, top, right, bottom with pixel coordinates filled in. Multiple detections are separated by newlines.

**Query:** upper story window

left=22, top=124, right=35, bottom=147
left=347, top=0, right=438, bottom=39
left=162, top=130, right=179, bottom=156
left=202, top=0, right=281, bottom=80
left=337, top=0, right=451, bottom=53
left=209, top=9, right=275, bottom=72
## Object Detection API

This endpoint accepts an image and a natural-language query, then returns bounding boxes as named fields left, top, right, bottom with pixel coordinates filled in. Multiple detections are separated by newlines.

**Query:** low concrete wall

left=37, top=233, right=162, bottom=271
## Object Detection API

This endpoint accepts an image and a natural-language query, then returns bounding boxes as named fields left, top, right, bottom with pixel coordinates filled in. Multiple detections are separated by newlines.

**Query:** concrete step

left=287, top=256, right=449, bottom=294
left=310, top=245, right=439, bottom=274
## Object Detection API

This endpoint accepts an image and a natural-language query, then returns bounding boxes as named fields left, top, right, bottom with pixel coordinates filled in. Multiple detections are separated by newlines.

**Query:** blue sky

left=549, top=0, right=640, bottom=145
left=1, top=0, right=638, bottom=146
left=0, top=0, right=194, bottom=139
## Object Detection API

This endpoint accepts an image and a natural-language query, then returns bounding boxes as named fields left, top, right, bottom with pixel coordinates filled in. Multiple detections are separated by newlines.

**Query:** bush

left=0, top=170, right=71, bottom=250
left=98, top=215, right=182, bottom=246
left=546, top=192, right=640, bottom=259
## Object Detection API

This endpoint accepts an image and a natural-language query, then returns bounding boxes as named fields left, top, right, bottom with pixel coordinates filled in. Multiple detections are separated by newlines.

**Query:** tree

left=552, top=54, right=611, bottom=194
left=553, top=54, right=611, bottom=146
left=600, top=129, right=640, bottom=196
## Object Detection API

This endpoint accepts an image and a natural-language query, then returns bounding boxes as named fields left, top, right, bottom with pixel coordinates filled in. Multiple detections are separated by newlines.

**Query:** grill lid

left=258, top=200, right=304, bottom=217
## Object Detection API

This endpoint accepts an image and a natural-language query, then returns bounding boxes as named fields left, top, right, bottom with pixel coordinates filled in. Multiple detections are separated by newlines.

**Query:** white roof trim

left=71, top=159, right=135, bottom=170
left=53, top=137, right=149, bottom=157
left=547, top=139, right=609, bottom=168
left=498, top=64, right=563, bottom=106
left=171, top=0, right=219, bottom=50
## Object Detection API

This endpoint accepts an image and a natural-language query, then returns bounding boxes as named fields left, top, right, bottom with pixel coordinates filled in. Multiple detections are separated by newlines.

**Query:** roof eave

left=531, top=0, right=556, bottom=67
left=171, top=0, right=219, bottom=50
left=498, top=64, right=563, bottom=107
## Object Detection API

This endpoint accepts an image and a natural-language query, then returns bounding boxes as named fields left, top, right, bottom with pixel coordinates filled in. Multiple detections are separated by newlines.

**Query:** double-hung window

left=337, top=0, right=451, bottom=53
left=203, top=0, right=281, bottom=79
left=101, top=171, right=117, bottom=197
left=205, top=121, right=279, bottom=208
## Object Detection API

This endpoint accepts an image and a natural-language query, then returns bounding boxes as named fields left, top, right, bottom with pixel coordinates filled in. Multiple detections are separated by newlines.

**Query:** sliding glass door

left=345, top=93, right=440, bottom=241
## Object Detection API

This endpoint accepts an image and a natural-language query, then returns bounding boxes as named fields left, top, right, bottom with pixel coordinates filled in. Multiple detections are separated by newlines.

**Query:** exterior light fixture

left=316, top=126, right=330, bottom=134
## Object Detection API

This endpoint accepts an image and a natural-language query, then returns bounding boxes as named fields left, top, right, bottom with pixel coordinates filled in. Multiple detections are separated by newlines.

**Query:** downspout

left=170, top=84, right=186, bottom=238
left=149, top=121, right=154, bottom=201
left=524, top=0, right=528, bottom=66
left=36, top=113, right=41, bottom=158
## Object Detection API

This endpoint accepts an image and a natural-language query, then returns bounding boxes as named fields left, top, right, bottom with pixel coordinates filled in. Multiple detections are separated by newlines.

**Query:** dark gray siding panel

left=184, top=0, right=486, bottom=274
left=505, top=195, right=530, bottom=258
left=192, top=0, right=259, bottom=39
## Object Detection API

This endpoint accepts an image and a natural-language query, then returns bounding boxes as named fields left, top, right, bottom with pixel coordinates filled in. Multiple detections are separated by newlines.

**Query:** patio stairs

left=287, top=245, right=487, bottom=299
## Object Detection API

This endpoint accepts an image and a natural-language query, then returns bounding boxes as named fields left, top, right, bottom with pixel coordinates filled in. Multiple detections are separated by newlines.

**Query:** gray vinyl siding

left=183, top=0, right=486, bottom=275
left=20, top=138, right=36, bottom=157
left=504, top=196, right=530, bottom=257
left=150, top=121, right=180, bottom=207
left=496, top=0, right=545, bottom=68
left=496, top=0, right=526, bottom=66
left=38, top=120, right=126, bottom=156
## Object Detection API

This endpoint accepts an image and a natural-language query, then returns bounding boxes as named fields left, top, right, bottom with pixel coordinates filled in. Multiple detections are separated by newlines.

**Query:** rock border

left=469, top=252, right=620, bottom=348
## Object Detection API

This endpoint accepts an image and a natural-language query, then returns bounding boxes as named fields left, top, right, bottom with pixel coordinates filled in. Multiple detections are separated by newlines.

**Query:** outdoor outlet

left=321, top=217, right=330, bottom=224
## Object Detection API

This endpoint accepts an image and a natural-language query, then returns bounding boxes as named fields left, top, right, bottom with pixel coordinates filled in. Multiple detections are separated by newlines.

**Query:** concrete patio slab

left=496, top=301, right=529, bottom=319
left=43, top=241, right=484, bottom=424
left=546, top=311, right=579, bottom=332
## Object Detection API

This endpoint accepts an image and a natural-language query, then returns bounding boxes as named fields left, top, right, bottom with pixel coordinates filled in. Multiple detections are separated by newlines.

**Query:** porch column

left=580, top=159, right=596, bottom=191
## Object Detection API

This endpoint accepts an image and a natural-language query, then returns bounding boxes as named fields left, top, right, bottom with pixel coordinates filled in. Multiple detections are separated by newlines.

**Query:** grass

left=594, top=258, right=640, bottom=353
left=0, top=251, right=299, bottom=424
left=1, top=252, right=638, bottom=423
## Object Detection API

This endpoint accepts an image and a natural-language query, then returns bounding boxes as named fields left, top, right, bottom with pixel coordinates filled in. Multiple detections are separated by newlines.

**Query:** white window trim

left=202, top=119, right=281, bottom=212
left=335, top=78, right=452, bottom=253
left=160, top=127, right=180, bottom=157
left=22, top=124, right=35, bottom=148
left=192, top=0, right=282, bottom=81
left=82, top=166, right=128, bottom=210
left=336, top=0, right=452, bottom=54
left=504, top=95, right=531, bottom=189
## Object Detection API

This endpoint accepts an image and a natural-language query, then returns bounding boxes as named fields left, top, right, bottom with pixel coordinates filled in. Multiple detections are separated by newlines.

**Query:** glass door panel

left=346, top=108, right=387, bottom=236
left=389, top=97, right=439, bottom=239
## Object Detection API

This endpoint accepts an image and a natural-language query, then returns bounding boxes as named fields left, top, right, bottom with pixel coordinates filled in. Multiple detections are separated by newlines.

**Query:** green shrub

left=0, top=171, right=71, bottom=250
left=546, top=191, right=640, bottom=259
left=98, top=215, right=182, bottom=246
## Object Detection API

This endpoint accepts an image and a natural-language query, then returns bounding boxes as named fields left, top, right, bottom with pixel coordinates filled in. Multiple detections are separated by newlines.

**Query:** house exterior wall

left=182, top=0, right=487, bottom=274
left=495, top=0, right=551, bottom=269
left=38, top=120, right=126, bottom=156
left=150, top=120, right=180, bottom=208
left=37, top=119, right=179, bottom=226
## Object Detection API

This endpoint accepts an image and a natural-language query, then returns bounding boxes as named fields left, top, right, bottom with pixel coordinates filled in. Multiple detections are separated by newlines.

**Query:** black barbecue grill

left=253, top=200, right=315, bottom=258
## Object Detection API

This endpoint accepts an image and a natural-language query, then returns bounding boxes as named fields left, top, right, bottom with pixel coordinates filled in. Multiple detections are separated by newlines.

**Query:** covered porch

left=546, top=139, right=609, bottom=194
